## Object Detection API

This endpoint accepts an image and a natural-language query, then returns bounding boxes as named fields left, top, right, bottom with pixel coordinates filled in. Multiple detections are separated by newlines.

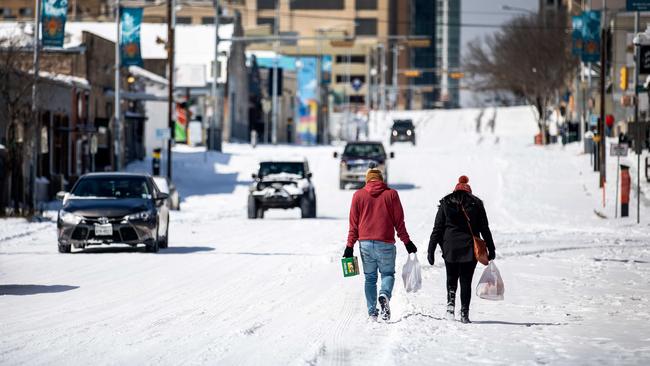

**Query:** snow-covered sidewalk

left=1, top=106, right=649, bottom=365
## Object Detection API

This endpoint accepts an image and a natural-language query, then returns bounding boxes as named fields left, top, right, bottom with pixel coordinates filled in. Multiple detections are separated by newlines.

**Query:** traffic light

left=619, top=66, right=628, bottom=91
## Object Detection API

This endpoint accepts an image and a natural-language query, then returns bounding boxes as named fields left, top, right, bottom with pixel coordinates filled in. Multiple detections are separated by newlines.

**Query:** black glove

left=427, top=251, right=435, bottom=266
left=343, top=246, right=354, bottom=258
left=405, top=241, right=417, bottom=254
left=488, top=250, right=496, bottom=261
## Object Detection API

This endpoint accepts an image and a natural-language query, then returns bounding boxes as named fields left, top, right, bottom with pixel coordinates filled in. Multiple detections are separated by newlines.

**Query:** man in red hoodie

left=343, top=167, right=417, bottom=321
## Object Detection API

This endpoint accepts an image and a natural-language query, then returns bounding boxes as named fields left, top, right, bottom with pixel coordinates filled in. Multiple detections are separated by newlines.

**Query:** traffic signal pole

left=166, top=0, right=175, bottom=178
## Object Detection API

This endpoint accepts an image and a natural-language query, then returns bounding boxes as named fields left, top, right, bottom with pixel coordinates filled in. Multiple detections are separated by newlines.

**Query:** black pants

left=445, top=261, right=477, bottom=310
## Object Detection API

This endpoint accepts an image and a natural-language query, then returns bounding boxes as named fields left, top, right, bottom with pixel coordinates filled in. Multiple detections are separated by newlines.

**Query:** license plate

left=94, top=223, right=113, bottom=236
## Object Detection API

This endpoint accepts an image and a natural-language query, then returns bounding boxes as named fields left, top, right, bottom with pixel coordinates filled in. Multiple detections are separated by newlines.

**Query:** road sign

left=627, top=0, right=650, bottom=11
left=155, top=128, right=171, bottom=140
left=351, top=78, right=363, bottom=91
left=90, top=135, right=98, bottom=154
left=610, top=143, right=629, bottom=157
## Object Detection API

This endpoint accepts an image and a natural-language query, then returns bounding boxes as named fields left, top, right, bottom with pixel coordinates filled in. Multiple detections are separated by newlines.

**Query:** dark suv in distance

left=335, top=141, right=393, bottom=189
left=390, top=119, right=416, bottom=145
left=56, top=173, right=170, bottom=253
left=248, top=159, right=317, bottom=219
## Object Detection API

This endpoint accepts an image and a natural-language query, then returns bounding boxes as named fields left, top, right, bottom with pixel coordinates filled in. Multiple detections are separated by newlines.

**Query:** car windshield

left=71, top=177, right=152, bottom=199
left=343, top=144, right=386, bottom=158
left=393, top=121, right=414, bottom=130
left=259, top=162, right=305, bottom=178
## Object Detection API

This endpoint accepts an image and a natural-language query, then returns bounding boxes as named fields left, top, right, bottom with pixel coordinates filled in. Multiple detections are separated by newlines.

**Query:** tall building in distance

left=409, top=0, right=438, bottom=109
left=436, top=0, right=460, bottom=108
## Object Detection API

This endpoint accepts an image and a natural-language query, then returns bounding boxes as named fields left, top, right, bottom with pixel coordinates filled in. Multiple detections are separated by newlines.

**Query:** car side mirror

left=390, top=152, right=395, bottom=159
left=333, top=151, right=338, bottom=158
left=156, top=192, right=169, bottom=201
left=306, top=172, right=313, bottom=179
left=56, top=191, right=67, bottom=201
left=252, top=173, right=258, bottom=180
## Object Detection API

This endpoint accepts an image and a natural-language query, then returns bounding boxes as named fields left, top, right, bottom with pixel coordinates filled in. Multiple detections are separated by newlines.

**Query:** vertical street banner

left=175, top=103, right=188, bottom=142
left=571, top=15, right=584, bottom=56
left=321, top=55, right=332, bottom=85
left=581, top=11, right=601, bottom=63
left=296, top=57, right=318, bottom=145
left=41, top=0, right=68, bottom=47
left=120, top=7, right=143, bottom=67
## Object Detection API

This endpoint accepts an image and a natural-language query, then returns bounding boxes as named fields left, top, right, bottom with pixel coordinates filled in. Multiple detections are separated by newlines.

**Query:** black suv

left=248, top=159, right=317, bottom=219
left=335, top=141, right=393, bottom=189
left=390, top=119, right=416, bottom=145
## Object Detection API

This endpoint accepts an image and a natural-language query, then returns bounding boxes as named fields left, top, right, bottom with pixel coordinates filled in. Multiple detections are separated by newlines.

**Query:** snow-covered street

left=1, top=107, right=649, bottom=365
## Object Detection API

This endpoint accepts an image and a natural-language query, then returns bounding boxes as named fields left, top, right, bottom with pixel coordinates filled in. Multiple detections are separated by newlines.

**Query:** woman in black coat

left=427, top=176, right=495, bottom=323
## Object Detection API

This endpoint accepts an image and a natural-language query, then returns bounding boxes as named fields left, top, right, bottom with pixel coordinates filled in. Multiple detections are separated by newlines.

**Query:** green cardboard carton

left=341, top=256, right=360, bottom=277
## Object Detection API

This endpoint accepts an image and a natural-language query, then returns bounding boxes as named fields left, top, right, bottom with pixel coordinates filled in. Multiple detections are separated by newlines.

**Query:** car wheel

left=145, top=227, right=160, bottom=253
left=159, top=220, right=169, bottom=249
left=301, top=193, right=316, bottom=218
left=339, top=180, right=346, bottom=190
left=256, top=207, right=265, bottom=219
left=247, top=195, right=258, bottom=219
left=58, top=243, right=71, bottom=253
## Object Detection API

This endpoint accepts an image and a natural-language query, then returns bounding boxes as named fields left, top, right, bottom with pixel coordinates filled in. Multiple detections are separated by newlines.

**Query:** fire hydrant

left=152, top=148, right=161, bottom=176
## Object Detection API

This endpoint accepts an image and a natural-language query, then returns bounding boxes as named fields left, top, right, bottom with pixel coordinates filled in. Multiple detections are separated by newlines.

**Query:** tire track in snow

left=323, top=292, right=356, bottom=366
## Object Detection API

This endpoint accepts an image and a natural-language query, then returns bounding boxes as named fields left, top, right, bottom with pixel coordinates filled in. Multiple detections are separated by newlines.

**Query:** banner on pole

left=296, top=57, right=318, bottom=145
left=120, top=7, right=143, bottom=67
left=581, top=11, right=601, bottom=63
left=627, top=0, right=650, bottom=11
left=41, top=0, right=68, bottom=48
left=571, top=15, right=584, bottom=56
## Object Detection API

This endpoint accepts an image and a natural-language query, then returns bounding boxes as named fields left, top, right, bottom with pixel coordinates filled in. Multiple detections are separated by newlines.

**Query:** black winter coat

left=428, top=191, right=495, bottom=263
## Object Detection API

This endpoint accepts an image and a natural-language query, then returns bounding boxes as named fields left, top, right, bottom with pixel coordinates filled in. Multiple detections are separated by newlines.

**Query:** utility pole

left=166, top=0, right=176, bottom=178
left=598, top=11, right=607, bottom=189
left=633, top=11, right=640, bottom=224
left=114, top=0, right=121, bottom=171
left=379, top=43, right=386, bottom=113
left=271, top=0, right=280, bottom=145
left=31, top=0, right=42, bottom=212
left=391, top=43, right=399, bottom=110
left=211, top=0, right=221, bottom=152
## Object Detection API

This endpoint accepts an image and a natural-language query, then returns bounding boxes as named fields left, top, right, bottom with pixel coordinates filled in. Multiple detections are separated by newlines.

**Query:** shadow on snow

left=0, top=284, right=79, bottom=296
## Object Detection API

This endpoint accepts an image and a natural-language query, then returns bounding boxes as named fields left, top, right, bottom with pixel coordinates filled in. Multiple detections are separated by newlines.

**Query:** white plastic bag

left=402, top=253, right=422, bottom=293
left=476, top=261, right=505, bottom=301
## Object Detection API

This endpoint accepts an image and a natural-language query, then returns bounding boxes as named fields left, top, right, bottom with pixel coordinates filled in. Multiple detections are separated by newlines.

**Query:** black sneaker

left=460, top=309, right=471, bottom=324
left=378, top=294, right=391, bottom=321
left=446, top=290, right=456, bottom=320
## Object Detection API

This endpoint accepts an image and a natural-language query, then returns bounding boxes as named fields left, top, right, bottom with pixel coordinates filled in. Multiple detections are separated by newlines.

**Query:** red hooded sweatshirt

left=346, top=180, right=411, bottom=248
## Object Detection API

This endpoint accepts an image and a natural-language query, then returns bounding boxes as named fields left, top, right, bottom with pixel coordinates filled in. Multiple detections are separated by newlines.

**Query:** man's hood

left=364, top=180, right=388, bottom=197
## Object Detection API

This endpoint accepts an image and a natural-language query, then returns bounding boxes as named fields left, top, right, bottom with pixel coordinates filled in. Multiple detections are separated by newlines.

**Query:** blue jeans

left=359, top=240, right=396, bottom=316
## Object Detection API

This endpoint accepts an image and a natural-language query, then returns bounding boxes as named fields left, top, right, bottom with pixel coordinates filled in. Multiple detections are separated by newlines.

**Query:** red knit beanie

left=454, top=175, right=472, bottom=193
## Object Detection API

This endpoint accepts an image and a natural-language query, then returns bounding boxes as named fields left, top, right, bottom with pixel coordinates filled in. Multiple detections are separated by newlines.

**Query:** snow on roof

left=259, top=156, right=307, bottom=163
left=1, top=21, right=233, bottom=83
left=129, top=65, right=168, bottom=85
left=38, top=70, right=90, bottom=89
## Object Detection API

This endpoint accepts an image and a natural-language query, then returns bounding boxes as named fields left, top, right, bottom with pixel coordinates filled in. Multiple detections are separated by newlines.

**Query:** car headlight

left=406, top=130, right=412, bottom=136
left=59, top=210, right=82, bottom=225
left=126, top=210, right=154, bottom=221
left=392, top=130, right=398, bottom=136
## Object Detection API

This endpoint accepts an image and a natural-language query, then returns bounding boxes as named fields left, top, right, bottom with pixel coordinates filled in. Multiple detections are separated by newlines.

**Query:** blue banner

left=120, top=7, right=143, bottom=67
left=571, top=15, right=583, bottom=56
left=41, top=0, right=68, bottom=48
left=581, top=11, right=601, bottom=63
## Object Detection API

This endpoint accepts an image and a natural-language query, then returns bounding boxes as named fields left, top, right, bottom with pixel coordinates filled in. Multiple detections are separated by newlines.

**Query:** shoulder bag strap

left=459, top=204, right=476, bottom=238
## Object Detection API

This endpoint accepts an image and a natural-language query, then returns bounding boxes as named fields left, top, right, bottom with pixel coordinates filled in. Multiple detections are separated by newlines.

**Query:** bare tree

left=0, top=34, right=45, bottom=216
left=464, top=11, right=576, bottom=144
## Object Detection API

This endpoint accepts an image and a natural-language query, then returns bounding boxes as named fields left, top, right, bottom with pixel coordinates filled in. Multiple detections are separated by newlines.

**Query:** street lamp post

left=114, top=0, right=121, bottom=171
left=211, top=0, right=221, bottom=152
left=31, top=0, right=42, bottom=212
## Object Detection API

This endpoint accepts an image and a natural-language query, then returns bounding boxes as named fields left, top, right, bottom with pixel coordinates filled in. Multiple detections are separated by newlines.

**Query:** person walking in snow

left=427, top=176, right=496, bottom=323
left=343, top=167, right=417, bottom=321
